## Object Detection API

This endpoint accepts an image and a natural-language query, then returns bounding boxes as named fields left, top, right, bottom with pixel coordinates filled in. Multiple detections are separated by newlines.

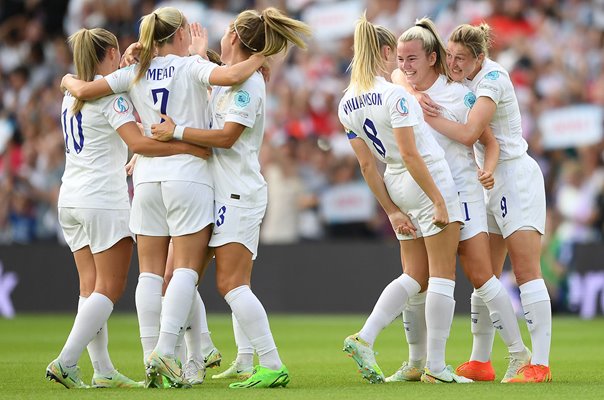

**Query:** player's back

left=107, top=55, right=218, bottom=187
left=59, top=88, right=132, bottom=210
left=338, top=77, right=444, bottom=170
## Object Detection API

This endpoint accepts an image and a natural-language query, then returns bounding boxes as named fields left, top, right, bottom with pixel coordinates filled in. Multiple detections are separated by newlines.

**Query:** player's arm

left=117, top=121, right=211, bottom=159
left=476, top=125, right=499, bottom=190
left=393, top=126, right=448, bottom=227
left=207, top=55, right=266, bottom=86
left=350, top=136, right=416, bottom=237
left=61, top=74, right=113, bottom=100
left=424, top=96, right=496, bottom=146
left=150, top=114, right=245, bottom=149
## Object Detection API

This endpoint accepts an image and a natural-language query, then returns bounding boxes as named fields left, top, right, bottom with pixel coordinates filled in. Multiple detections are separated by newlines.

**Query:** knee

left=216, top=276, right=235, bottom=298
left=96, top=280, right=127, bottom=304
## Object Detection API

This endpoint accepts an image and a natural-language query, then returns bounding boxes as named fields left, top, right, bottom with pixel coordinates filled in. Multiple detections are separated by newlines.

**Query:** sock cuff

left=89, top=292, right=114, bottom=308
left=519, top=278, right=550, bottom=305
left=470, top=291, right=487, bottom=306
left=224, top=285, right=251, bottom=305
left=397, top=274, right=421, bottom=296
left=428, top=277, right=455, bottom=298
left=139, top=272, right=164, bottom=282
left=407, top=291, right=427, bottom=306
left=476, top=275, right=503, bottom=303
left=172, top=268, right=199, bottom=285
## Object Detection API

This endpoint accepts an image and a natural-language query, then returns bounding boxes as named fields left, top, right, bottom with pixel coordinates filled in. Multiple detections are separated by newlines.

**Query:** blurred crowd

left=1, top=0, right=604, bottom=310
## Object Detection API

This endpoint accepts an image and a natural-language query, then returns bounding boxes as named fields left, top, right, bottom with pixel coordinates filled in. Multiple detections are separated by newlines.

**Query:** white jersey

left=106, top=54, right=218, bottom=187
left=209, top=71, right=267, bottom=208
left=463, top=58, right=528, bottom=163
left=58, top=78, right=135, bottom=210
left=338, top=76, right=444, bottom=170
left=423, top=75, right=483, bottom=201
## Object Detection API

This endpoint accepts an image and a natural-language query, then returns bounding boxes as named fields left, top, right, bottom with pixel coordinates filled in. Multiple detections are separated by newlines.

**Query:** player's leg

left=421, top=222, right=472, bottom=383
left=46, top=244, right=96, bottom=389
left=89, top=236, right=142, bottom=388
left=456, top=231, right=528, bottom=382
left=385, top=240, right=428, bottom=382
left=505, top=230, right=552, bottom=383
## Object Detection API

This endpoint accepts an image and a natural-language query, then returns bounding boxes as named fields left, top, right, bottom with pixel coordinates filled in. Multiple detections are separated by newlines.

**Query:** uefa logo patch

left=234, top=90, right=250, bottom=107
left=464, top=92, right=476, bottom=108
left=485, top=71, right=500, bottom=80
left=396, top=97, right=408, bottom=116
left=113, top=97, right=130, bottom=114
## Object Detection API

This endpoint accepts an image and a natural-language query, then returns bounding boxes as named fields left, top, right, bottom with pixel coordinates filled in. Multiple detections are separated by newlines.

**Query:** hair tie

left=259, top=14, right=264, bottom=22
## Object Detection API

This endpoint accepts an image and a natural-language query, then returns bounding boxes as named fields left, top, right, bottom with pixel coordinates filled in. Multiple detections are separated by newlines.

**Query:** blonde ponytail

left=67, top=28, right=118, bottom=114
left=449, top=22, right=493, bottom=59
left=349, top=13, right=395, bottom=93
left=399, top=17, right=450, bottom=80
left=135, top=7, right=185, bottom=83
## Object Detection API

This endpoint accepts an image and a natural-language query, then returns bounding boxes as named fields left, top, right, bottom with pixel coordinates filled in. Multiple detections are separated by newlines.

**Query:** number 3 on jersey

left=61, top=109, right=84, bottom=154
left=216, top=206, right=227, bottom=227
left=363, top=118, right=386, bottom=157
left=151, top=88, right=169, bottom=122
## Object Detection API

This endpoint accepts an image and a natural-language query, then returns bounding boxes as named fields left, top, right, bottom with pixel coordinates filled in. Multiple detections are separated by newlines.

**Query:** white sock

left=77, top=296, right=115, bottom=375
left=135, top=272, right=163, bottom=362
left=425, top=277, right=455, bottom=373
left=359, top=274, right=421, bottom=346
left=403, top=291, right=427, bottom=367
left=156, top=268, right=198, bottom=357
left=184, top=290, right=215, bottom=362
left=477, top=276, right=525, bottom=354
left=469, top=291, right=495, bottom=362
left=519, top=279, right=551, bottom=366
left=175, top=325, right=187, bottom=363
left=225, top=285, right=281, bottom=370
left=233, top=313, right=254, bottom=368
left=59, top=293, right=114, bottom=368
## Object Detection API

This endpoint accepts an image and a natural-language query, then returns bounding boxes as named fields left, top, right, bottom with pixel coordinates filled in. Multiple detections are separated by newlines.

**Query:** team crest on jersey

left=234, top=90, right=250, bottom=107
left=396, top=97, right=409, bottom=116
left=113, top=96, right=130, bottom=114
left=464, top=92, right=476, bottom=108
left=485, top=71, right=500, bottom=80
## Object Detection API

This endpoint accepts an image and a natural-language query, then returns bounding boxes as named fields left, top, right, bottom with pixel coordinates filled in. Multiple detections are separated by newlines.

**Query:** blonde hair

left=399, top=17, right=450, bottom=80
left=349, top=14, right=396, bottom=93
left=67, top=28, right=119, bottom=114
left=136, top=7, right=185, bottom=83
left=231, top=7, right=311, bottom=56
left=448, top=23, right=493, bottom=59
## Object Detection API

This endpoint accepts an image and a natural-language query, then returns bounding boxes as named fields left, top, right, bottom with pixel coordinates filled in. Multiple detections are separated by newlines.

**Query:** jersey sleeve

left=106, top=65, right=135, bottom=94
left=475, top=71, right=505, bottom=104
left=187, top=55, right=218, bottom=87
left=224, top=77, right=262, bottom=128
left=337, top=99, right=359, bottom=139
left=388, top=87, right=419, bottom=128
left=101, top=94, right=136, bottom=131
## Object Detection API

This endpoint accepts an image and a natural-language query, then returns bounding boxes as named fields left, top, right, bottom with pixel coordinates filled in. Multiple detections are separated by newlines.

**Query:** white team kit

left=207, top=72, right=267, bottom=258
left=58, top=77, right=135, bottom=253
left=423, top=75, right=487, bottom=241
left=464, top=59, right=546, bottom=238
left=106, top=55, right=219, bottom=236
left=338, top=77, right=462, bottom=239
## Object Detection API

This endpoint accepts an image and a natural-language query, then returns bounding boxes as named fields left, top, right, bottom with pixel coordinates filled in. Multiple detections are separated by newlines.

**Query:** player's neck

left=413, top=70, right=438, bottom=91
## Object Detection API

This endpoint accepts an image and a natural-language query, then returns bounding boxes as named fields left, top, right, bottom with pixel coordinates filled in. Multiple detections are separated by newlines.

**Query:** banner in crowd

left=539, top=104, right=603, bottom=150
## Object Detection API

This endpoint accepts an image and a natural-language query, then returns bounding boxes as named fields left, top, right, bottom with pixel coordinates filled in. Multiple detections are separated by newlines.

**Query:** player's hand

left=190, top=145, right=212, bottom=160
left=478, top=169, right=494, bottom=190
left=432, top=202, right=449, bottom=228
left=60, top=74, right=75, bottom=94
left=150, top=114, right=176, bottom=141
left=125, top=154, right=138, bottom=175
left=259, top=60, right=271, bottom=83
left=417, top=92, right=441, bottom=117
left=389, top=210, right=417, bottom=239
left=189, top=22, right=208, bottom=57
left=120, top=42, right=142, bottom=67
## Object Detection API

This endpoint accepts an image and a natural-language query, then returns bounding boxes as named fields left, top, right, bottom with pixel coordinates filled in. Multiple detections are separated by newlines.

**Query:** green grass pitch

left=1, top=314, right=603, bottom=399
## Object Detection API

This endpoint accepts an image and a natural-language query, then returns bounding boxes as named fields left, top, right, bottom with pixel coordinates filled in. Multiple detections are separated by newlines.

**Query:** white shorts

left=486, top=153, right=546, bottom=238
left=459, top=198, right=488, bottom=241
left=385, top=159, right=463, bottom=241
left=129, top=181, right=214, bottom=237
left=208, top=202, right=266, bottom=260
left=59, top=207, right=134, bottom=254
